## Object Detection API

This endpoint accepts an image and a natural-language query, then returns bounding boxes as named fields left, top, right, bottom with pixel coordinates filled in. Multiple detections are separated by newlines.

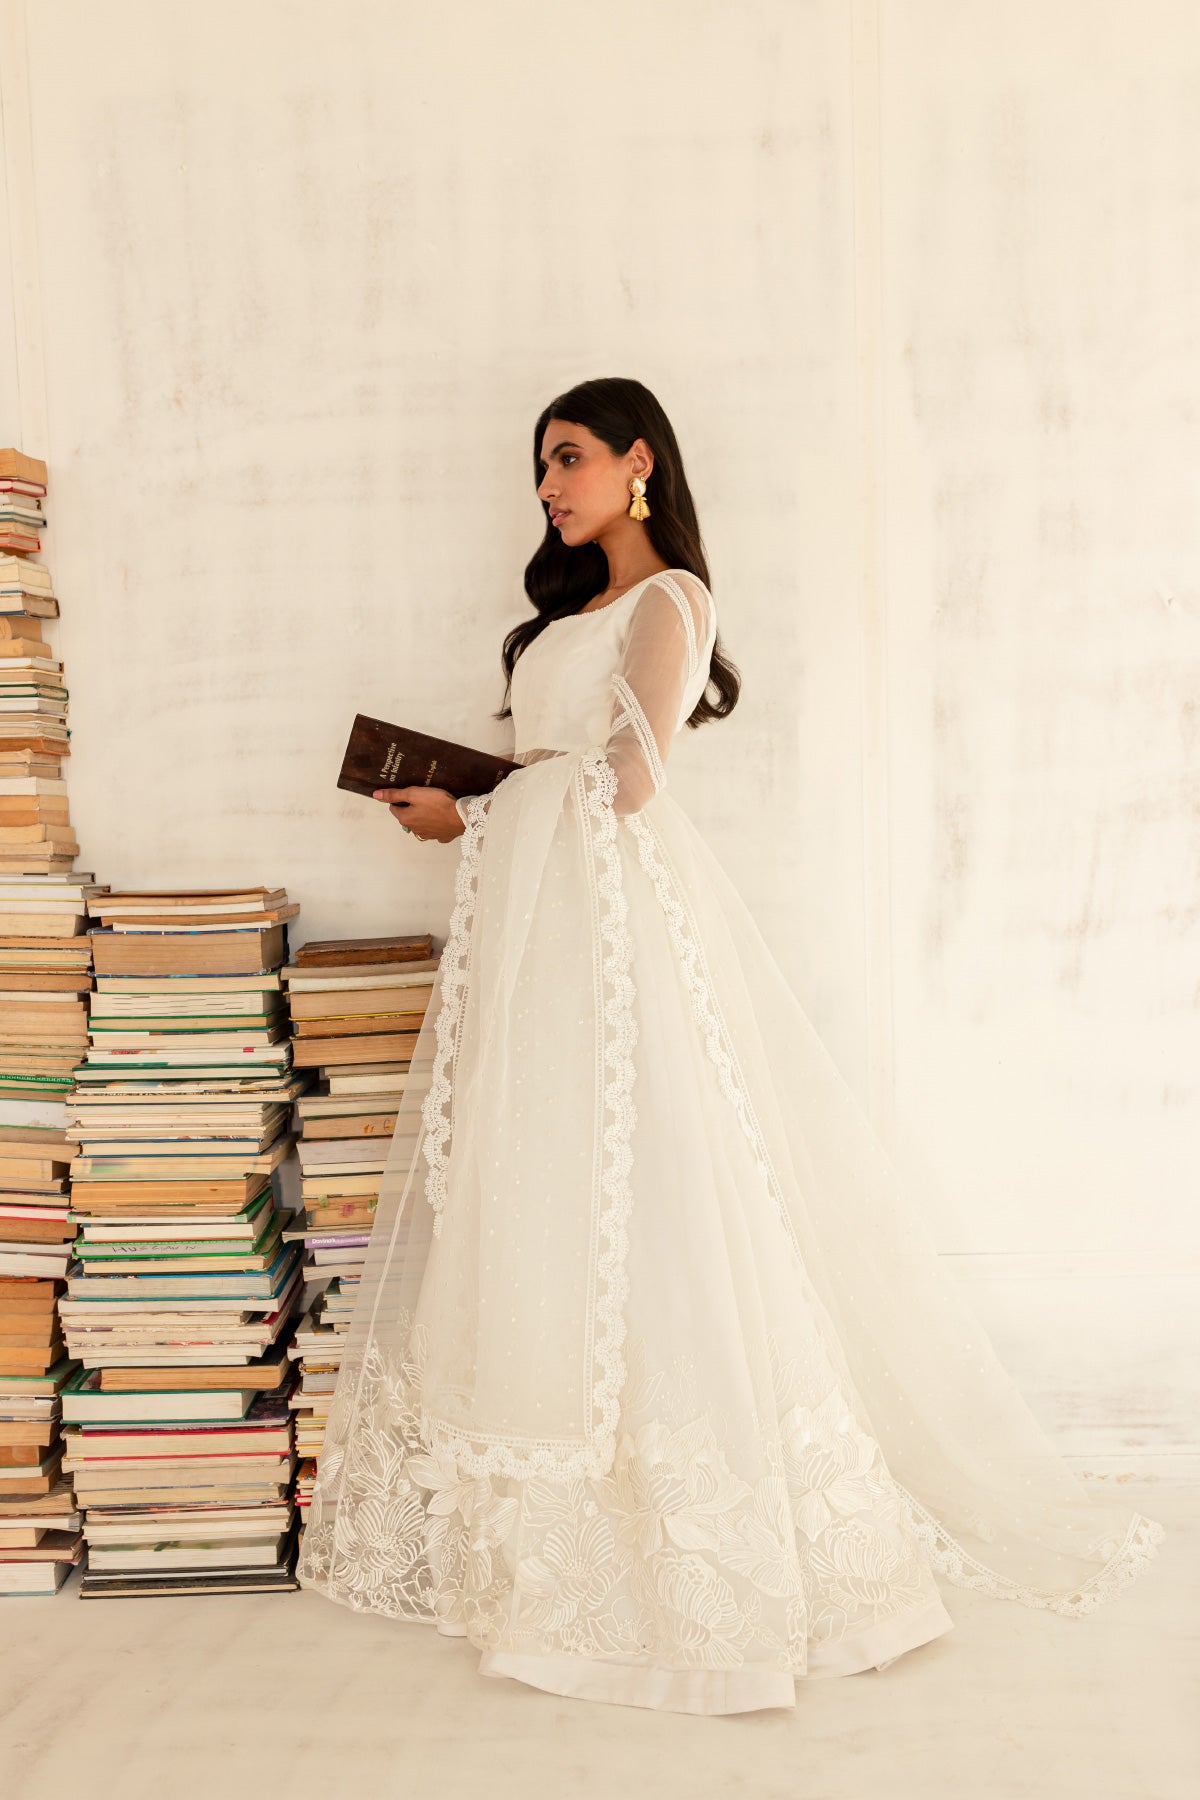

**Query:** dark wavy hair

left=494, top=376, right=740, bottom=731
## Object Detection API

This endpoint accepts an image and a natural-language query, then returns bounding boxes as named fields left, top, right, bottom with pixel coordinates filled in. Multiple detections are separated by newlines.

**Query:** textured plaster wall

left=1, top=0, right=1194, bottom=1460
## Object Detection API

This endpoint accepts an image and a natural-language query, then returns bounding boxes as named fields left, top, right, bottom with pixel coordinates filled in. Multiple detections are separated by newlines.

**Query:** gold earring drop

left=628, top=476, right=650, bottom=521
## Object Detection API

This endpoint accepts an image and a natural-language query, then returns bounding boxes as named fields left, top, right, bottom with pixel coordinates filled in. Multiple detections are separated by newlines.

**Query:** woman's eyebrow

left=537, top=440, right=583, bottom=468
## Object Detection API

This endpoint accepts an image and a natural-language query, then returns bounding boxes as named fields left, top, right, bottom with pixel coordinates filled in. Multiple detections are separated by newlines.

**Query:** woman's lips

left=552, top=510, right=569, bottom=525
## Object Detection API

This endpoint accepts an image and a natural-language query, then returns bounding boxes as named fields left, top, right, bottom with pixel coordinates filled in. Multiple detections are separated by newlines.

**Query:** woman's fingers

left=367, top=786, right=456, bottom=841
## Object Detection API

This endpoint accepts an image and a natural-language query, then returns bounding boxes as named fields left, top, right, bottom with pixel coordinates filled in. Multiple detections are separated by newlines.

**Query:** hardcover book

left=291, top=934, right=434, bottom=967
left=336, top=713, right=519, bottom=801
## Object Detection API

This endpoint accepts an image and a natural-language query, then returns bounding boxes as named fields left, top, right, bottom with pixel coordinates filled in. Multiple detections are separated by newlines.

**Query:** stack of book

left=63, top=1186, right=302, bottom=1376
left=61, top=1369, right=297, bottom=1597
left=0, top=613, right=73, bottom=854
left=0, top=880, right=99, bottom=1102
left=280, top=935, right=436, bottom=1525
left=0, top=449, right=67, bottom=799
left=0, top=1326, right=83, bottom=1594
left=0, top=451, right=47, bottom=560
left=59, top=886, right=309, bottom=1595
left=0, top=448, right=94, bottom=1118
left=0, top=1149, right=74, bottom=1345
left=0, top=623, right=69, bottom=779
left=0, top=449, right=99, bottom=1588
left=0, top=880, right=98, bottom=1550
left=0, top=1458, right=82, bottom=1596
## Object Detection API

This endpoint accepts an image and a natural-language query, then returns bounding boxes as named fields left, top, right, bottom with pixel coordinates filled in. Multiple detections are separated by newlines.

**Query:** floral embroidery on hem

left=299, top=1317, right=1164, bottom=1665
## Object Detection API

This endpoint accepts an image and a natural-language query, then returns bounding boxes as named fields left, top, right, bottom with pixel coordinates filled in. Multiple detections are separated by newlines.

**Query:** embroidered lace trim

left=414, top=750, right=637, bottom=1481
left=579, top=748, right=638, bottom=1472
left=625, top=808, right=803, bottom=1259
left=611, top=671, right=668, bottom=795
left=421, top=789, right=494, bottom=1237
left=892, top=1484, right=1165, bottom=1618
left=657, top=572, right=700, bottom=677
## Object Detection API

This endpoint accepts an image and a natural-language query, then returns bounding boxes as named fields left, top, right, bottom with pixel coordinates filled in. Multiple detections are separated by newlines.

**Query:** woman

left=296, top=377, right=1164, bottom=1715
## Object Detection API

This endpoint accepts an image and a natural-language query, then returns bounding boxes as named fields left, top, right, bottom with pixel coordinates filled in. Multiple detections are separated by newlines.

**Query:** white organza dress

left=297, top=568, right=1164, bottom=1714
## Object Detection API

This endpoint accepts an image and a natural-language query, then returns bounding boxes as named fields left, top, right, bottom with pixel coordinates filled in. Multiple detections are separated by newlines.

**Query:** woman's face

left=535, top=418, right=649, bottom=546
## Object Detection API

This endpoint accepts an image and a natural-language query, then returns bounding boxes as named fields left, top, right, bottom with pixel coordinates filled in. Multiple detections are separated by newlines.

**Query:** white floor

left=2, top=1477, right=1194, bottom=1800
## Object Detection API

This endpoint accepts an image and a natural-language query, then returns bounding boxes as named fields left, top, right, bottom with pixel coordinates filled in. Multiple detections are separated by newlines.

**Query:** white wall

left=1, top=0, right=1195, bottom=1467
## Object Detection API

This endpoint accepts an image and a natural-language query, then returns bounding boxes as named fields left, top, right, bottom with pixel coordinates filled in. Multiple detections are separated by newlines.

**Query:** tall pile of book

left=281, top=935, right=437, bottom=1530
left=59, top=886, right=309, bottom=1596
left=0, top=447, right=94, bottom=1593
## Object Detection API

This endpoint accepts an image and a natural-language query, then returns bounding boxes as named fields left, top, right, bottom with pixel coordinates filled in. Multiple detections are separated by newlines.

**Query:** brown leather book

left=337, top=712, right=519, bottom=801
left=293, top=933, right=433, bottom=967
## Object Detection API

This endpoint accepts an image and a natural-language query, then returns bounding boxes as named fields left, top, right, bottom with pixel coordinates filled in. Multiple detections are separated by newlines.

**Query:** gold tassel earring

left=628, top=476, right=650, bottom=521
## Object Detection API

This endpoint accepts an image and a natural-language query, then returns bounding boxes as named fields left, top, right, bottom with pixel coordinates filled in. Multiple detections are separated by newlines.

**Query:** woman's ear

left=630, top=436, right=654, bottom=480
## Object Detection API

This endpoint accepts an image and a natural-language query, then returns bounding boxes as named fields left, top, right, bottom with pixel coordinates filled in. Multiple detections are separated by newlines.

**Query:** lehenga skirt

left=296, top=748, right=1164, bottom=1715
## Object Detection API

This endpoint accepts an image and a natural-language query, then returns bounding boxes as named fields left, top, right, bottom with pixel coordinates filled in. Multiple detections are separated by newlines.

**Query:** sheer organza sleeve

left=454, top=571, right=712, bottom=826
left=601, top=570, right=714, bottom=817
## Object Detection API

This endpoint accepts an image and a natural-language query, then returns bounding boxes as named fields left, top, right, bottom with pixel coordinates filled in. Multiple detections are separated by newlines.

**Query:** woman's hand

left=372, top=786, right=465, bottom=843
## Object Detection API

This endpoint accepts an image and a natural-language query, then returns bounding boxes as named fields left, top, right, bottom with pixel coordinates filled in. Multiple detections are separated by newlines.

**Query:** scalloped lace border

left=415, top=750, right=637, bottom=1481
left=421, top=787, right=493, bottom=1238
